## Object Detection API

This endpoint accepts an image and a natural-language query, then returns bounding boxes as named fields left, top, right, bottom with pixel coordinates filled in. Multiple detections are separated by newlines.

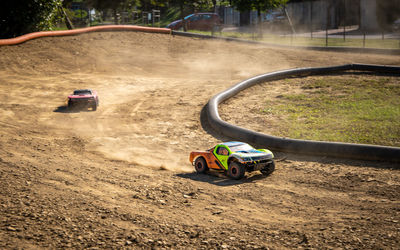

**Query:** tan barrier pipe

left=0, top=25, right=171, bottom=46
left=206, top=63, right=400, bottom=162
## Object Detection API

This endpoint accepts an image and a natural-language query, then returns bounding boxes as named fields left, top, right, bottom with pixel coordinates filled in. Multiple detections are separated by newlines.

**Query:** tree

left=376, top=0, right=400, bottom=31
left=232, top=0, right=287, bottom=13
left=0, top=0, right=63, bottom=38
left=231, top=0, right=288, bottom=29
left=86, top=0, right=138, bottom=24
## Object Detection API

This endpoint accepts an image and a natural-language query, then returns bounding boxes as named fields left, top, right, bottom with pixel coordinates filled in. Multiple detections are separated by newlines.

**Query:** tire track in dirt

left=0, top=31, right=399, bottom=249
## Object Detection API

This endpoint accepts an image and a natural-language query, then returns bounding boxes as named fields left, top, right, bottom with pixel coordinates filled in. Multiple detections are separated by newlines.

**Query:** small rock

left=221, top=244, right=229, bottom=249
left=126, top=240, right=132, bottom=245
left=6, top=226, right=16, bottom=231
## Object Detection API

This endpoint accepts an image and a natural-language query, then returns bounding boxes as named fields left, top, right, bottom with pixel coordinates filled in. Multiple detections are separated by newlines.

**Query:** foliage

left=85, top=0, right=128, bottom=10
left=0, top=0, right=63, bottom=38
left=376, top=0, right=400, bottom=30
left=73, top=9, right=88, bottom=19
left=231, top=0, right=288, bottom=13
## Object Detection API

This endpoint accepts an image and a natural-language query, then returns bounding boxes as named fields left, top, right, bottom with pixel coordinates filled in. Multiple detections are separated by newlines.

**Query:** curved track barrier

left=0, top=25, right=171, bottom=46
left=206, top=64, right=400, bottom=162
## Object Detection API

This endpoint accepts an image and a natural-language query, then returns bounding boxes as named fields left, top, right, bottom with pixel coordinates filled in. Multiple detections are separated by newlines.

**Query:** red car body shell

left=67, top=90, right=99, bottom=109
left=68, top=90, right=98, bottom=100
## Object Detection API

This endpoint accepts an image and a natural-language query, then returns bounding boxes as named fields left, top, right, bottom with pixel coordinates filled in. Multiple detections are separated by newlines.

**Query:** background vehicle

left=167, top=13, right=222, bottom=31
left=263, top=10, right=290, bottom=32
left=189, top=141, right=275, bottom=180
left=393, top=18, right=400, bottom=32
left=67, top=89, right=99, bottom=111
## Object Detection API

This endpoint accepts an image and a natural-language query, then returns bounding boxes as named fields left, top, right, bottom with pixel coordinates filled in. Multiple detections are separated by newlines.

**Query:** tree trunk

left=113, top=9, right=118, bottom=24
left=60, top=7, right=74, bottom=30
left=180, top=4, right=187, bottom=31
left=257, top=5, right=262, bottom=38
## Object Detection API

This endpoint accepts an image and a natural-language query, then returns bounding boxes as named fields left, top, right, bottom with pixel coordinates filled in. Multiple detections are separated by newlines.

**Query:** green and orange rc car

left=189, top=141, right=275, bottom=180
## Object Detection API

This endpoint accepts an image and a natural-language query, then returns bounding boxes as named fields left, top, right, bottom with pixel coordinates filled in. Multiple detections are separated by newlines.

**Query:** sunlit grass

left=262, top=76, right=400, bottom=146
left=189, top=30, right=400, bottom=49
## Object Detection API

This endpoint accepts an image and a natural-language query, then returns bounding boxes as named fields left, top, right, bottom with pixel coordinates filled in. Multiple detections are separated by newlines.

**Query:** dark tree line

left=0, top=0, right=63, bottom=38
left=1, top=0, right=290, bottom=38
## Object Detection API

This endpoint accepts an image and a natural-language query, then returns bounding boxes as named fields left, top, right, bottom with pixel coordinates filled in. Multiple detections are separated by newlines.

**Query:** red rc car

left=67, top=89, right=99, bottom=111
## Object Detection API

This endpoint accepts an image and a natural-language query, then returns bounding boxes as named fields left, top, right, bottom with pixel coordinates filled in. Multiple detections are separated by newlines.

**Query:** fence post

left=310, top=1, right=313, bottom=39
left=343, top=0, right=346, bottom=42
left=152, top=9, right=160, bottom=27
left=363, top=32, right=366, bottom=48
left=325, top=6, right=328, bottom=47
left=291, top=32, right=293, bottom=46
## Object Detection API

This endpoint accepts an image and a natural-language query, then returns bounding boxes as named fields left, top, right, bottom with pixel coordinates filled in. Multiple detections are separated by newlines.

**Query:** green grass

left=262, top=76, right=400, bottom=147
left=189, top=30, right=400, bottom=49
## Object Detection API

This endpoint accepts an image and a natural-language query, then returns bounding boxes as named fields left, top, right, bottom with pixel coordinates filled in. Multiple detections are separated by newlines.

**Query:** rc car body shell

left=67, top=89, right=99, bottom=110
left=189, top=142, right=275, bottom=175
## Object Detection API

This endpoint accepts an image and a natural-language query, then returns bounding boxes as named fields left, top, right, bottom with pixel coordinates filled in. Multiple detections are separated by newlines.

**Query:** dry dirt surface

left=0, top=31, right=399, bottom=249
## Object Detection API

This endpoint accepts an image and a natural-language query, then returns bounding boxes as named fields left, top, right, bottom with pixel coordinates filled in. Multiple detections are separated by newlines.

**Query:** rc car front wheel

left=261, top=160, right=275, bottom=176
left=194, top=157, right=208, bottom=174
left=228, top=161, right=245, bottom=180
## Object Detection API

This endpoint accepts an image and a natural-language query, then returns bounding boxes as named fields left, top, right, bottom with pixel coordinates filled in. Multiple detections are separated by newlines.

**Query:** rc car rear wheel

left=92, top=104, right=97, bottom=111
left=228, top=161, right=245, bottom=180
left=194, top=157, right=208, bottom=174
left=261, top=160, right=275, bottom=176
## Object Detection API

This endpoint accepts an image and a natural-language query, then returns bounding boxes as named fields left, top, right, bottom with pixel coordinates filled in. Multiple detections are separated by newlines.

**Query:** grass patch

left=188, top=30, right=400, bottom=49
left=262, top=76, right=400, bottom=147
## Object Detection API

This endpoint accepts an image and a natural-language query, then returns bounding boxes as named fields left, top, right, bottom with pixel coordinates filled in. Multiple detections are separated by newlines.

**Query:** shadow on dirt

left=176, top=171, right=269, bottom=187
left=53, top=105, right=93, bottom=113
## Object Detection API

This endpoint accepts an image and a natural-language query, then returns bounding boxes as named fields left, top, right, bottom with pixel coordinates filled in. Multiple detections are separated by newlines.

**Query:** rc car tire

left=228, top=161, right=245, bottom=180
left=194, top=157, right=208, bottom=174
left=92, top=104, right=97, bottom=111
left=261, top=160, right=275, bottom=176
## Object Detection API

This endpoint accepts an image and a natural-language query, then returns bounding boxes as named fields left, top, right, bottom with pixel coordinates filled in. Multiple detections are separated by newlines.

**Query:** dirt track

left=0, top=31, right=399, bottom=249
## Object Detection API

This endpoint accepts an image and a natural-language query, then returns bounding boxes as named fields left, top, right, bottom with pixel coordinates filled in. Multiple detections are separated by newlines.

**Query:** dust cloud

left=1, top=31, right=400, bottom=249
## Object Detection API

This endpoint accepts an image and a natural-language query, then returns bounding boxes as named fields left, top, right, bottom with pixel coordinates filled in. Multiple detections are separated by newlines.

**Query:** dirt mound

left=0, top=31, right=399, bottom=248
